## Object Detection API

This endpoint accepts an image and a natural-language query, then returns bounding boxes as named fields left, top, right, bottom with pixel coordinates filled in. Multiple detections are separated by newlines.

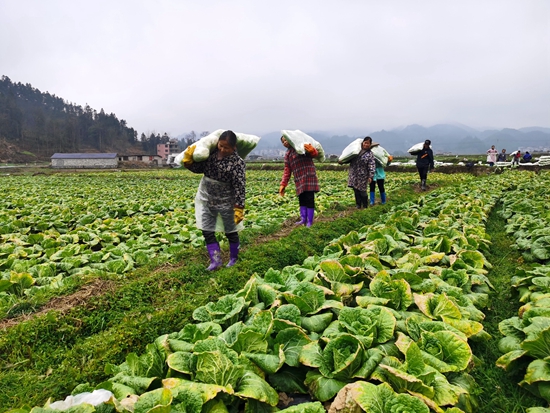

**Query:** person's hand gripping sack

left=304, top=143, right=316, bottom=156
left=182, top=144, right=196, bottom=167
left=234, top=206, right=244, bottom=224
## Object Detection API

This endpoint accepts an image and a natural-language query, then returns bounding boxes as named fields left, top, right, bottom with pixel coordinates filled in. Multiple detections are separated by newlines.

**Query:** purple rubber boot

left=226, top=243, right=239, bottom=267
left=206, top=243, right=222, bottom=271
left=306, top=208, right=315, bottom=227
left=296, top=206, right=307, bottom=225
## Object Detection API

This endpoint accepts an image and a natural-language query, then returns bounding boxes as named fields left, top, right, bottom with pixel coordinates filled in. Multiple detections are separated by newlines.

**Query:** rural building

left=118, top=154, right=163, bottom=166
left=157, top=139, right=180, bottom=160
left=50, top=153, right=118, bottom=169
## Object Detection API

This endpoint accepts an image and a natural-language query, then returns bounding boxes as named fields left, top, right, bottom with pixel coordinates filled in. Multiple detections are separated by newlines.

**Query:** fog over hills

left=251, top=124, right=550, bottom=158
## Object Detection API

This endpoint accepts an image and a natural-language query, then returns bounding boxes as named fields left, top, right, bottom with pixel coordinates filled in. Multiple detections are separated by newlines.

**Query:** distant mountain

left=519, top=127, right=550, bottom=134
left=251, top=124, right=550, bottom=158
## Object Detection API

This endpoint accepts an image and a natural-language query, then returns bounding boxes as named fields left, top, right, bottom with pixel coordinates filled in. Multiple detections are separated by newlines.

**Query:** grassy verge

left=470, top=202, right=543, bottom=412
left=0, top=186, right=419, bottom=411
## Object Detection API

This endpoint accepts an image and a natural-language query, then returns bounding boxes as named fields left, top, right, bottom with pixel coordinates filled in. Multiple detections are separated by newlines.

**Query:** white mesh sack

left=338, top=138, right=363, bottom=164
left=407, top=142, right=429, bottom=155
left=178, top=129, right=261, bottom=166
left=281, top=129, right=325, bottom=162
left=371, top=145, right=391, bottom=167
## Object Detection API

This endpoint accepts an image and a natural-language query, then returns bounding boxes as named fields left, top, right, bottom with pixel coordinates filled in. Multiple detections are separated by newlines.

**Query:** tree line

left=0, top=75, right=138, bottom=157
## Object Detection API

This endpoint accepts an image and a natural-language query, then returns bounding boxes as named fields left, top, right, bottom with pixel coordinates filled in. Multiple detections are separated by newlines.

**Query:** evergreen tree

left=0, top=76, right=140, bottom=157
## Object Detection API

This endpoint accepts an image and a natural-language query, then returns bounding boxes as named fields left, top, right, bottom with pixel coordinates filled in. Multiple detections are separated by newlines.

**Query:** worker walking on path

left=347, top=136, right=376, bottom=208
left=416, top=139, right=434, bottom=191
left=183, top=130, right=246, bottom=270
left=278, top=136, right=320, bottom=227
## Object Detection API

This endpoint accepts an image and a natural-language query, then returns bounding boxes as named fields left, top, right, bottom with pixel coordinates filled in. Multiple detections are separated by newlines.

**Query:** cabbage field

left=1, top=168, right=549, bottom=413
left=0, top=169, right=414, bottom=314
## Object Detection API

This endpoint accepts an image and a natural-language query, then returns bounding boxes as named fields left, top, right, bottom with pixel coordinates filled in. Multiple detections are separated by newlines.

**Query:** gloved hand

left=234, top=207, right=244, bottom=224
left=182, top=144, right=196, bottom=165
left=279, top=185, right=286, bottom=196
left=304, top=143, right=316, bottom=155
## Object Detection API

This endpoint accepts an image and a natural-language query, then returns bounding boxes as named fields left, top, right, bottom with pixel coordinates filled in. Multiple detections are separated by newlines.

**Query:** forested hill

left=0, top=75, right=143, bottom=160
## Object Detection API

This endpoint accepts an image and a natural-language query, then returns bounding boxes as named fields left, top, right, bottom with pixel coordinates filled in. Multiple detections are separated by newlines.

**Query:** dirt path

left=0, top=279, right=116, bottom=329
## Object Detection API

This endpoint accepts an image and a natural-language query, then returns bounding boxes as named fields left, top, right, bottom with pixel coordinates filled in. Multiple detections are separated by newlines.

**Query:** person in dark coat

left=183, top=130, right=245, bottom=270
left=416, top=139, right=434, bottom=191
left=347, top=136, right=376, bottom=208
left=497, top=149, right=507, bottom=162
left=279, top=136, right=320, bottom=227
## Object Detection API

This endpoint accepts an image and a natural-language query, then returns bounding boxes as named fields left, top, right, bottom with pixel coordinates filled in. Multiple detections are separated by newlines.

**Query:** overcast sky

left=1, top=0, right=549, bottom=137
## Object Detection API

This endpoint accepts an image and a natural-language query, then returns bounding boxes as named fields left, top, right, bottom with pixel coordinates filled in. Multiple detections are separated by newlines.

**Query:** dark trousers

left=369, top=179, right=385, bottom=194
left=203, top=230, right=239, bottom=245
left=353, top=188, right=368, bottom=208
left=417, top=166, right=429, bottom=181
left=298, top=191, right=315, bottom=208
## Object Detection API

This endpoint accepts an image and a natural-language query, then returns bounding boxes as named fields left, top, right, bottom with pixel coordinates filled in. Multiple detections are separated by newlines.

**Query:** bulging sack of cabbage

left=371, top=145, right=391, bottom=167
left=176, top=129, right=261, bottom=165
left=338, top=138, right=363, bottom=164
left=281, top=129, right=325, bottom=162
left=338, top=139, right=391, bottom=167
left=408, top=142, right=429, bottom=155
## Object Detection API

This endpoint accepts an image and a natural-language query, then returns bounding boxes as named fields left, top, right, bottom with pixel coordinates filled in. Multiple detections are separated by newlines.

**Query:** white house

left=51, top=153, right=118, bottom=169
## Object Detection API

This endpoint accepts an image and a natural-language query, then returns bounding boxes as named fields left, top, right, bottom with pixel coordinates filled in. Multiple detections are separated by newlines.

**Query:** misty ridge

left=251, top=124, right=550, bottom=158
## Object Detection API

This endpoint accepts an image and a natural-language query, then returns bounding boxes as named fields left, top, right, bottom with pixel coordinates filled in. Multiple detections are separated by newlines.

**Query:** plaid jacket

left=280, top=147, right=319, bottom=196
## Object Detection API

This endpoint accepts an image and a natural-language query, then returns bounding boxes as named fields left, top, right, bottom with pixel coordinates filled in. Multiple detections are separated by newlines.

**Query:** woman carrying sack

left=370, top=146, right=392, bottom=205
left=347, top=136, right=376, bottom=208
left=183, top=130, right=245, bottom=270
left=278, top=136, right=319, bottom=227
left=416, top=139, right=434, bottom=191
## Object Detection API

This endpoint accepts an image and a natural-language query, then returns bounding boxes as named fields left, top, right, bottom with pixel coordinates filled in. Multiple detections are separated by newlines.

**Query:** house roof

left=51, top=153, right=118, bottom=159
